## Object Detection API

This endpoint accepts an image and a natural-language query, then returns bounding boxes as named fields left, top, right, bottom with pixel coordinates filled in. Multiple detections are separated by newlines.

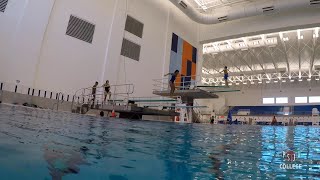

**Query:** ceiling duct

left=169, top=0, right=310, bottom=24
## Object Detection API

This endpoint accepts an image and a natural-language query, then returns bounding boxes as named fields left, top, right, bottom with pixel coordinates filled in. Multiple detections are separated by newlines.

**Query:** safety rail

left=71, top=83, right=135, bottom=112
left=192, top=101, right=207, bottom=123
left=153, top=75, right=202, bottom=91
left=0, top=81, right=70, bottom=103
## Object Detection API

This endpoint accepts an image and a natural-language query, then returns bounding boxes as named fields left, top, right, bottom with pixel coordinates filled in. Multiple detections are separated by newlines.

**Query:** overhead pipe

left=169, top=0, right=311, bottom=24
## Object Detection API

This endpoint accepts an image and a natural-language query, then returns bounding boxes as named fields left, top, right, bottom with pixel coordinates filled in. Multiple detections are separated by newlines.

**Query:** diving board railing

left=71, top=83, right=135, bottom=112
left=153, top=75, right=202, bottom=91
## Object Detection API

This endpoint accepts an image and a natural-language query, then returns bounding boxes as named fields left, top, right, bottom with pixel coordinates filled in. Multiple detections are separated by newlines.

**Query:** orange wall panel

left=191, top=62, right=197, bottom=80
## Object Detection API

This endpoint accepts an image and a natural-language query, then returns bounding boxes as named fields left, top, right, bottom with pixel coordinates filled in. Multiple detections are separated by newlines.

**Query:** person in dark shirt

left=165, top=70, right=179, bottom=95
left=91, top=81, right=98, bottom=108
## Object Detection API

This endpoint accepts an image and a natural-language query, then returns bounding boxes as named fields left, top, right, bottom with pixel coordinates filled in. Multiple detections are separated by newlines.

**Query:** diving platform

left=152, top=89, right=218, bottom=99
left=77, top=104, right=179, bottom=119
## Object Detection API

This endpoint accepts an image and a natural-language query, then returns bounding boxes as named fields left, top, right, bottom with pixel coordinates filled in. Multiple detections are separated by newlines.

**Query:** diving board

left=153, top=89, right=218, bottom=99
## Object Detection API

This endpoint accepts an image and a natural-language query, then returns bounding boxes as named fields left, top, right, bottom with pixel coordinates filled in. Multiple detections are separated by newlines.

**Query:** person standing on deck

left=91, top=81, right=98, bottom=108
left=103, top=80, right=111, bottom=104
left=165, top=70, right=179, bottom=95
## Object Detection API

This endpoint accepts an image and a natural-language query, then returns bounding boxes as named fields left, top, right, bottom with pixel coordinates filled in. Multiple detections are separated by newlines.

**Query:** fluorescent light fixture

left=266, top=81, right=270, bottom=84
left=307, top=78, right=311, bottom=81
left=299, top=79, right=303, bottom=82
left=243, top=82, right=247, bottom=85
left=316, top=78, right=320, bottom=81
left=236, top=83, right=240, bottom=85
left=274, top=80, right=278, bottom=83
left=282, top=80, right=286, bottom=83
left=290, top=79, right=295, bottom=82
left=283, top=37, right=289, bottom=41
left=251, top=82, right=255, bottom=85
left=313, top=34, right=319, bottom=38
left=258, top=81, right=262, bottom=84
left=298, top=35, right=304, bottom=40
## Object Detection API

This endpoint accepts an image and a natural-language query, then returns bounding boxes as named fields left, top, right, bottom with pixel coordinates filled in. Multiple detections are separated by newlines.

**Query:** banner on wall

left=170, top=33, right=197, bottom=89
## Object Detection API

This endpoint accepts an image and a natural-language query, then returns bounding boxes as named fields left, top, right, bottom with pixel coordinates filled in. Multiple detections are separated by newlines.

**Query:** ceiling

left=201, top=27, right=320, bottom=85
left=190, top=0, right=261, bottom=12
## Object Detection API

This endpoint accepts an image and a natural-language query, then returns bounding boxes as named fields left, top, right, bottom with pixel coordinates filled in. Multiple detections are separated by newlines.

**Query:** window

left=295, top=97, right=308, bottom=104
left=309, top=96, right=320, bottom=103
left=263, top=98, right=274, bottom=104
left=276, top=97, right=288, bottom=104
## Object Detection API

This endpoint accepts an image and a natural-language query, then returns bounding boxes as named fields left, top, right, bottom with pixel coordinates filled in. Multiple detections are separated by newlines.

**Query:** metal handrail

left=153, top=75, right=202, bottom=91
left=71, top=83, right=135, bottom=112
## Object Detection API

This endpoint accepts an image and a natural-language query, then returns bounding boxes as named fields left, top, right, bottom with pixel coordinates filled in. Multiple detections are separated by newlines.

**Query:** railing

left=52, top=92, right=64, bottom=111
left=193, top=101, right=206, bottom=123
left=0, top=81, right=70, bottom=104
left=153, top=75, right=202, bottom=91
left=71, top=83, right=135, bottom=112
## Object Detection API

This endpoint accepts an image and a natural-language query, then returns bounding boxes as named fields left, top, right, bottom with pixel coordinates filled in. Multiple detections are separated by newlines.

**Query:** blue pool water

left=0, top=104, right=319, bottom=180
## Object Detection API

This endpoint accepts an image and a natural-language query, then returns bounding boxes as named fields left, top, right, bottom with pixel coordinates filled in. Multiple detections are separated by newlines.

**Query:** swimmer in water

left=165, top=70, right=179, bottom=95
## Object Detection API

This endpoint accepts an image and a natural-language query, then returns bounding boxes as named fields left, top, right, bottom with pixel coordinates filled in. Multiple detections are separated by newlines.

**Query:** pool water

left=0, top=104, right=319, bottom=180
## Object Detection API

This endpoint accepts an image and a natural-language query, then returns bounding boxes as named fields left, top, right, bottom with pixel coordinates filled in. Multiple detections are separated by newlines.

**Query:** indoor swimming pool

left=0, top=104, right=319, bottom=180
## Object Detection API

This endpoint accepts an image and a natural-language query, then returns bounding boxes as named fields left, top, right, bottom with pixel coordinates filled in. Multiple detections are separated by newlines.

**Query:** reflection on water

left=0, top=104, right=319, bottom=180
left=44, top=143, right=88, bottom=180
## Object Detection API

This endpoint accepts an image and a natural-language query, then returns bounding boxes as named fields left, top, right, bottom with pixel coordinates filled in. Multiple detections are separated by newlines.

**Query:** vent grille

left=178, top=0, right=188, bottom=9
left=0, top=0, right=8, bottom=12
left=218, top=16, right=228, bottom=22
left=121, top=38, right=141, bottom=61
left=310, top=0, right=320, bottom=6
left=66, top=15, right=95, bottom=44
left=125, top=15, right=144, bottom=38
left=262, top=6, right=275, bottom=13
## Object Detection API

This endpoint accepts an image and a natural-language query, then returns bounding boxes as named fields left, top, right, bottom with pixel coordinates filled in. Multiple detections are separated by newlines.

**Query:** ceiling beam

left=279, top=32, right=291, bottom=76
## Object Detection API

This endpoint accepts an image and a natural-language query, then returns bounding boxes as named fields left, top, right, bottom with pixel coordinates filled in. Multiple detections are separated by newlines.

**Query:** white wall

left=35, top=0, right=117, bottom=93
left=0, top=0, right=54, bottom=86
left=199, top=8, right=320, bottom=43
left=103, top=0, right=199, bottom=97
left=0, top=0, right=200, bottom=97
left=225, top=82, right=320, bottom=106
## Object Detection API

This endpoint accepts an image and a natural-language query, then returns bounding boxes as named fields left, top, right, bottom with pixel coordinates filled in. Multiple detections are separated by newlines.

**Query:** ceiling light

left=266, top=81, right=270, bottom=84
left=290, top=79, right=295, bottom=82
left=274, top=80, right=278, bottom=83
left=258, top=81, right=262, bottom=84
left=313, top=34, right=319, bottom=38
left=251, top=82, right=255, bottom=85
left=282, top=80, right=286, bottom=83
left=299, top=79, right=303, bottom=82
left=229, top=83, right=233, bottom=86
left=307, top=78, right=311, bottom=81
left=298, top=35, right=304, bottom=40
left=316, top=78, right=320, bottom=81
left=283, top=37, right=289, bottom=41
left=243, top=82, right=247, bottom=85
